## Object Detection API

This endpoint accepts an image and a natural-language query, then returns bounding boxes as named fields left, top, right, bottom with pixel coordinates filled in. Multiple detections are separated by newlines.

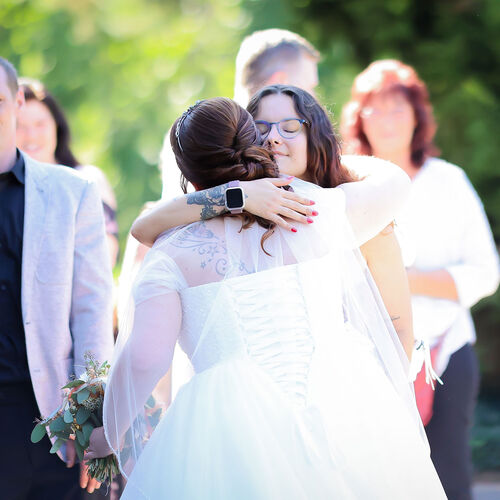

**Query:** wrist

left=224, top=180, right=245, bottom=214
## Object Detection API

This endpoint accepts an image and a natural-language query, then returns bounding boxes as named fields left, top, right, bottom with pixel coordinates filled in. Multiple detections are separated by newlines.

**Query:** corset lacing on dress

left=231, top=266, right=315, bottom=408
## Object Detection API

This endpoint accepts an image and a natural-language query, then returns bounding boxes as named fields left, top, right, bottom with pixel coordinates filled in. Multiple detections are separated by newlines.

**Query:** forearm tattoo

left=186, top=183, right=229, bottom=220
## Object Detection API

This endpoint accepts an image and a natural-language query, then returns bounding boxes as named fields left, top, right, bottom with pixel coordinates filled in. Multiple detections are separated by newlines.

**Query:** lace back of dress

left=104, top=179, right=428, bottom=481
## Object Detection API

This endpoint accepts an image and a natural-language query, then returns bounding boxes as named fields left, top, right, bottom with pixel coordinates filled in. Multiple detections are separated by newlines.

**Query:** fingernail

left=287, top=176, right=294, bottom=180
left=309, top=200, right=315, bottom=205
left=307, top=218, right=314, bottom=224
left=311, top=210, right=319, bottom=216
left=291, top=227, right=297, bottom=233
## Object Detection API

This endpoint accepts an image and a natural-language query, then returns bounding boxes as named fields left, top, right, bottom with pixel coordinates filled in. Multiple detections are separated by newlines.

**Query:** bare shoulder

left=160, top=219, right=228, bottom=285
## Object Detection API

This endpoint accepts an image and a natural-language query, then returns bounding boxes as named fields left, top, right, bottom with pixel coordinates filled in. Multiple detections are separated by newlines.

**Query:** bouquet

left=30, top=353, right=119, bottom=484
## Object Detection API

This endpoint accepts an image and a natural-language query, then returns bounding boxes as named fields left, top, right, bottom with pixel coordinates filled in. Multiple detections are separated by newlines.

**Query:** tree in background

left=0, top=0, right=249, bottom=238
left=1, top=0, right=499, bottom=469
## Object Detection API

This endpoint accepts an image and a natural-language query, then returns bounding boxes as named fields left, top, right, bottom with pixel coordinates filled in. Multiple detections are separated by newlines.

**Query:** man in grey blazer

left=0, top=57, right=114, bottom=498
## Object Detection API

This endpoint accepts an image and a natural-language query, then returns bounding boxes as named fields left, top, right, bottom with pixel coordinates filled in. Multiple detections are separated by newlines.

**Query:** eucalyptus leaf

left=76, top=407, right=91, bottom=425
left=77, top=388, right=91, bottom=404
left=31, top=424, right=46, bottom=443
left=53, top=429, right=71, bottom=440
left=74, top=383, right=89, bottom=394
left=74, top=439, right=85, bottom=462
left=49, top=416, right=65, bottom=432
left=62, top=379, right=84, bottom=389
left=82, top=422, right=94, bottom=442
left=63, top=409, right=73, bottom=424
left=49, top=438, right=64, bottom=454
left=76, top=429, right=87, bottom=447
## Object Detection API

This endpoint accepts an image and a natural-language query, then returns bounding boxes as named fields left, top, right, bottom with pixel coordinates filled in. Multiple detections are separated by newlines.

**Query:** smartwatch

left=225, top=180, right=245, bottom=214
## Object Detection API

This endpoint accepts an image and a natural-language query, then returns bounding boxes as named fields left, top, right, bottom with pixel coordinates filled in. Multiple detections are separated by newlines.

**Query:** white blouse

left=398, top=157, right=499, bottom=376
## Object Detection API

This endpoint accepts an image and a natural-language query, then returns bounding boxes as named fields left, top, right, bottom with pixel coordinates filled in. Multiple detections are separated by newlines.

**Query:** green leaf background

left=3, top=0, right=499, bottom=471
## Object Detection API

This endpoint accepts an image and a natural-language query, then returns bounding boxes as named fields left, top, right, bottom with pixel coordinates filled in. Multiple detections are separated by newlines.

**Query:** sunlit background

left=1, top=0, right=499, bottom=474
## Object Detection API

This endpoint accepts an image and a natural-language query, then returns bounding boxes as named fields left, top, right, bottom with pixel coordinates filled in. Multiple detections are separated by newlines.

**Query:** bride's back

left=137, top=184, right=345, bottom=394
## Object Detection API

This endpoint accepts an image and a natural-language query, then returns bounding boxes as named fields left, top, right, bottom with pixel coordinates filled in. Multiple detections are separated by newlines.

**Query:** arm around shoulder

left=339, top=156, right=411, bottom=246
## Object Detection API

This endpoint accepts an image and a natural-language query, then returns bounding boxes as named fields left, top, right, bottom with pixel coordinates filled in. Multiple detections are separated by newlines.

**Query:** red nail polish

left=311, top=210, right=319, bottom=216
left=309, top=200, right=316, bottom=205
left=287, top=176, right=294, bottom=180
left=291, top=227, right=297, bottom=233
left=307, top=218, right=314, bottom=224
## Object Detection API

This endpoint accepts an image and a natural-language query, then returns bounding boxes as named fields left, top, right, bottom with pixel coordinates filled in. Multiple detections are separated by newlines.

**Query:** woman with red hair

left=341, top=59, right=499, bottom=500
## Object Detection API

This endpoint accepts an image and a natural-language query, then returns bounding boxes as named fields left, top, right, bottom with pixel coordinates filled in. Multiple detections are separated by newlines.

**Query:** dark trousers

left=425, top=343, right=480, bottom=500
left=0, top=382, right=82, bottom=500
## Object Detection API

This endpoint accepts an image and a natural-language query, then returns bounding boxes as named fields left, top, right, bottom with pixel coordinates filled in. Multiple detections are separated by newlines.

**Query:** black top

left=0, top=150, right=30, bottom=384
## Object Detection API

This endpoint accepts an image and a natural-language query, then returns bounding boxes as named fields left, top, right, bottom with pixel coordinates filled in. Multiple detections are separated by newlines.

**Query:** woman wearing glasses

left=90, top=96, right=445, bottom=498
left=132, top=85, right=416, bottom=365
left=341, top=59, right=499, bottom=500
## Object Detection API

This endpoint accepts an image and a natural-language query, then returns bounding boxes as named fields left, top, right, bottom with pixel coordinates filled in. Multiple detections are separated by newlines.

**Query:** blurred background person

left=16, top=78, right=119, bottom=268
left=233, top=28, right=320, bottom=107
left=162, top=28, right=320, bottom=199
left=341, top=59, right=500, bottom=500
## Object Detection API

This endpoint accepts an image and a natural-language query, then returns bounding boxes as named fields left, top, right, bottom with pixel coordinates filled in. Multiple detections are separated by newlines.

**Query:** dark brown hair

left=170, top=97, right=280, bottom=252
left=340, top=59, right=439, bottom=167
left=19, top=78, right=80, bottom=168
left=247, top=84, right=357, bottom=188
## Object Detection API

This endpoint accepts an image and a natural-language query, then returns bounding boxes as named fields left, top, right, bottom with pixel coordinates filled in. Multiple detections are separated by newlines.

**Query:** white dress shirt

left=399, top=157, right=499, bottom=376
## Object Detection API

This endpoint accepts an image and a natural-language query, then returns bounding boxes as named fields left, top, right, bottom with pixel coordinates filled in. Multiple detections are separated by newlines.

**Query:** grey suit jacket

left=21, top=154, right=114, bottom=453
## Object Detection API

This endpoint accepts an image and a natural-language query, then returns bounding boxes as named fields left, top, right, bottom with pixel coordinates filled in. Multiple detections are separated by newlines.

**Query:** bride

left=91, top=97, right=445, bottom=499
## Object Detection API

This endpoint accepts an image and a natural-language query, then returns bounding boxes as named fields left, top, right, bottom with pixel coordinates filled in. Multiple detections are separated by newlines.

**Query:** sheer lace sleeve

left=103, top=239, right=186, bottom=478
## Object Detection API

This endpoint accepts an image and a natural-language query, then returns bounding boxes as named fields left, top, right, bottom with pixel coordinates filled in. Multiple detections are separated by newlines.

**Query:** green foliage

left=0, top=0, right=248, bottom=250
left=62, top=379, right=85, bottom=389
left=75, top=406, right=91, bottom=425
left=77, top=388, right=91, bottom=404
left=472, top=398, right=500, bottom=471
left=49, top=437, right=64, bottom=454
left=63, top=409, right=74, bottom=423
left=30, top=423, right=46, bottom=444
left=49, top=415, right=65, bottom=433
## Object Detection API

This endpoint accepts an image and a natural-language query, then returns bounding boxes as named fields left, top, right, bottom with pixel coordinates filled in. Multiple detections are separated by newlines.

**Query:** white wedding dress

left=105, top=180, right=446, bottom=499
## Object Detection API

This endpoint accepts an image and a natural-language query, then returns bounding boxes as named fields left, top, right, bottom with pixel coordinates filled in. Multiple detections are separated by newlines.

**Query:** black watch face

left=226, top=187, right=244, bottom=209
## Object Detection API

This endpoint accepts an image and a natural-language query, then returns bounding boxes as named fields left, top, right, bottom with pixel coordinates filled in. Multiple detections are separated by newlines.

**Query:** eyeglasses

left=255, top=118, right=308, bottom=140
